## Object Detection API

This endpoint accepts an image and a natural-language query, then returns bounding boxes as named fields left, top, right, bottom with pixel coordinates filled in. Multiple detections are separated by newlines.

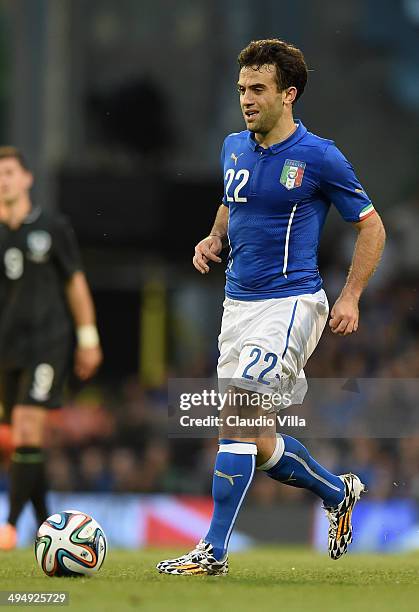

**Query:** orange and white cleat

left=324, top=473, right=366, bottom=560
left=0, top=523, right=17, bottom=551
left=156, top=539, right=228, bottom=575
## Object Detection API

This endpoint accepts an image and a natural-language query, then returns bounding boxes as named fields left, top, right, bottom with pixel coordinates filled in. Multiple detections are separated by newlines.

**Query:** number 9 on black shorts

left=0, top=347, right=71, bottom=423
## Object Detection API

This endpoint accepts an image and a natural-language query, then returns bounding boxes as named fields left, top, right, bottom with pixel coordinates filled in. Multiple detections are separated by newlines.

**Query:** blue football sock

left=259, top=434, right=344, bottom=507
left=205, top=439, right=256, bottom=560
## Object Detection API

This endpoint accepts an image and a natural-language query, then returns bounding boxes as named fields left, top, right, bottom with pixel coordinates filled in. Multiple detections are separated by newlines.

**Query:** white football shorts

left=217, top=289, right=329, bottom=406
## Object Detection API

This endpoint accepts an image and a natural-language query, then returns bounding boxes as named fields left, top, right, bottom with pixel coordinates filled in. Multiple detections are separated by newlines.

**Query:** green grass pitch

left=1, top=547, right=419, bottom=611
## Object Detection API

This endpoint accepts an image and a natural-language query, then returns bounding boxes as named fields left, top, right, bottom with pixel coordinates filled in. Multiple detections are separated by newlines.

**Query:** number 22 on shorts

left=242, top=348, right=278, bottom=385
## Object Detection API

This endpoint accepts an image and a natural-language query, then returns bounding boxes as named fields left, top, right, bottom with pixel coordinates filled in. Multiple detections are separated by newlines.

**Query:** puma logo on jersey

left=215, top=470, right=243, bottom=486
left=231, top=152, right=244, bottom=166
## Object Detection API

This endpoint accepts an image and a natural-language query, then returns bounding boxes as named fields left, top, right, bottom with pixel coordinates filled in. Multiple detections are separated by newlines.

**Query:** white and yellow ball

left=35, top=510, right=107, bottom=577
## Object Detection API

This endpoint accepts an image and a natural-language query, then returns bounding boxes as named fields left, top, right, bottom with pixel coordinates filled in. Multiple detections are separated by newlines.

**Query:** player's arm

left=320, top=143, right=386, bottom=335
left=52, top=215, right=103, bottom=379
left=193, top=204, right=228, bottom=274
left=329, top=212, right=386, bottom=335
left=66, top=271, right=103, bottom=380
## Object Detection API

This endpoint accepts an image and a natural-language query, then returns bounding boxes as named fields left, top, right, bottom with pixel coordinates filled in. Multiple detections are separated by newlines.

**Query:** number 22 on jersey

left=225, top=169, right=250, bottom=203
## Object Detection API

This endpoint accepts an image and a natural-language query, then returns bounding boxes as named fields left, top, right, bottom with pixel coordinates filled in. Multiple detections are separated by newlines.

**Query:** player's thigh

left=217, top=298, right=241, bottom=382
left=233, top=291, right=329, bottom=396
left=12, top=350, right=70, bottom=445
left=19, top=347, right=71, bottom=410
left=282, top=289, right=329, bottom=375
left=233, top=297, right=299, bottom=395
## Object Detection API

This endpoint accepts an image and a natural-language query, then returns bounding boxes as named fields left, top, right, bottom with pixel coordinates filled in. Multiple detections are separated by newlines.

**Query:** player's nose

left=242, top=99, right=256, bottom=111
left=241, top=90, right=255, bottom=106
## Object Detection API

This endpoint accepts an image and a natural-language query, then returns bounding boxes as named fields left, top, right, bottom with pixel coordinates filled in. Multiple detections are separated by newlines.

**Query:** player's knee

left=12, top=427, right=43, bottom=447
left=255, top=436, right=277, bottom=465
left=11, top=409, right=45, bottom=446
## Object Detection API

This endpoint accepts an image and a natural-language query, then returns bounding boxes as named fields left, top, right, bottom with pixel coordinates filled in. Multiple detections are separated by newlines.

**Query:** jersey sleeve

left=320, top=143, right=375, bottom=222
left=52, top=215, right=83, bottom=279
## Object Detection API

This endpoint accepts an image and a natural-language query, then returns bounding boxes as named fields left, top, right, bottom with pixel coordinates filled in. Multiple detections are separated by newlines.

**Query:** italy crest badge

left=280, top=159, right=306, bottom=190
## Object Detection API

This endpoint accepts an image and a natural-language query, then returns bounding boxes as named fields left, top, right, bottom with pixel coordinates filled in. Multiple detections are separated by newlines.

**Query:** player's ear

left=283, top=86, right=297, bottom=106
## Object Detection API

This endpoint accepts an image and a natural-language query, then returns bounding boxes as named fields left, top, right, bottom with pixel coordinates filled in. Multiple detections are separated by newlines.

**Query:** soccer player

left=0, top=147, right=102, bottom=549
left=157, top=39, right=385, bottom=575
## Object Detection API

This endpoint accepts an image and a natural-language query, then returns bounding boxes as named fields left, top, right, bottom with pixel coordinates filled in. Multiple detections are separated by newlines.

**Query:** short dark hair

left=238, top=39, right=308, bottom=103
left=0, top=146, right=30, bottom=170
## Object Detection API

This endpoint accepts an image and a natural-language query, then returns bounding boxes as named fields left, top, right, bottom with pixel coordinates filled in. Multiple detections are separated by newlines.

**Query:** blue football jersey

left=221, top=120, right=375, bottom=300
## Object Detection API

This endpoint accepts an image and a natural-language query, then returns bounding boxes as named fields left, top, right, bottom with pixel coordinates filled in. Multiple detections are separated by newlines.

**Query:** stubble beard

left=248, top=116, right=272, bottom=137
left=245, top=112, right=266, bottom=134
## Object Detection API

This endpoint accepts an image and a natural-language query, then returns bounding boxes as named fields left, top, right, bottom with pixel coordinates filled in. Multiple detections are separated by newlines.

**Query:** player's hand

left=193, top=235, right=223, bottom=274
left=329, top=294, right=359, bottom=336
left=74, top=346, right=103, bottom=380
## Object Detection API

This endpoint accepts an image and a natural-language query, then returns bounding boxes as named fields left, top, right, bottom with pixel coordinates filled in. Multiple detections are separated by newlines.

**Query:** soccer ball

left=35, top=510, right=107, bottom=577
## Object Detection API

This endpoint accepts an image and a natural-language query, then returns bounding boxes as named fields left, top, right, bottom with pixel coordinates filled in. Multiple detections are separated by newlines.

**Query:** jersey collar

left=247, top=119, right=307, bottom=154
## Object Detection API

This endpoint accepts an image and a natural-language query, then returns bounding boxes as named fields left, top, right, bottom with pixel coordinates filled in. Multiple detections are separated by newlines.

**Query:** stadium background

left=0, top=0, right=419, bottom=552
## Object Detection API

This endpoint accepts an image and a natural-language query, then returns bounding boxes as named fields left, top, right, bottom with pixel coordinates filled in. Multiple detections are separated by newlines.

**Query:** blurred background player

left=0, top=147, right=102, bottom=550
left=157, top=39, right=386, bottom=575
